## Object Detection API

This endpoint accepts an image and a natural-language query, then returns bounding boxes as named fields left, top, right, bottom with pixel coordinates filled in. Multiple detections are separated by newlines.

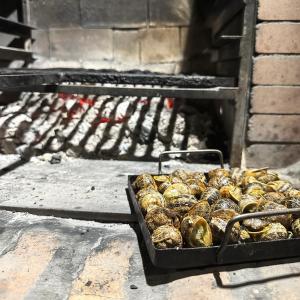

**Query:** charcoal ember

left=42, top=106, right=51, bottom=113
left=66, top=146, right=82, bottom=158
left=171, top=133, right=185, bottom=148
left=139, top=116, right=153, bottom=144
left=16, top=145, right=34, bottom=160
left=50, top=153, right=62, bottom=164
left=0, top=139, right=17, bottom=154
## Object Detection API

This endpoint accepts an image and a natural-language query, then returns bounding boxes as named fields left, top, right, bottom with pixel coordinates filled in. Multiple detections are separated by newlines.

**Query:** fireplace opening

left=0, top=0, right=255, bottom=166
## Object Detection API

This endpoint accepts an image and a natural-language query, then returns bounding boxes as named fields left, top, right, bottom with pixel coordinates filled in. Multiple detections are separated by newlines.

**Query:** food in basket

left=248, top=223, right=288, bottom=241
left=165, top=194, right=198, bottom=217
left=133, top=168, right=300, bottom=249
left=181, top=215, right=213, bottom=247
left=151, top=225, right=183, bottom=249
left=292, top=218, right=300, bottom=237
left=145, top=206, right=180, bottom=232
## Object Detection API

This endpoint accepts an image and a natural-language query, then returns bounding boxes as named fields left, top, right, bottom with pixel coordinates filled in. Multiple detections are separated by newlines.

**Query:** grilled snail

left=133, top=174, right=157, bottom=191
left=243, top=218, right=270, bottom=231
left=151, top=225, right=183, bottom=249
left=190, top=171, right=207, bottom=184
left=181, top=215, right=213, bottom=247
left=200, top=187, right=220, bottom=205
left=220, top=185, right=242, bottom=203
left=286, top=189, right=300, bottom=199
left=211, top=198, right=240, bottom=213
left=185, top=178, right=206, bottom=197
left=208, top=176, right=233, bottom=189
left=258, top=200, right=292, bottom=228
left=166, top=194, right=198, bottom=217
left=210, top=209, right=240, bottom=243
left=244, top=182, right=265, bottom=197
left=257, top=172, right=279, bottom=184
left=263, top=192, right=286, bottom=205
left=139, top=191, right=165, bottom=214
left=163, top=183, right=191, bottom=201
left=158, top=180, right=172, bottom=194
left=267, top=180, right=293, bottom=193
left=208, top=168, right=230, bottom=179
left=243, top=168, right=269, bottom=179
left=188, top=200, right=211, bottom=221
left=171, top=169, right=189, bottom=182
left=145, top=206, right=181, bottom=232
left=239, top=194, right=258, bottom=213
left=291, top=218, right=300, bottom=238
left=248, top=223, right=288, bottom=241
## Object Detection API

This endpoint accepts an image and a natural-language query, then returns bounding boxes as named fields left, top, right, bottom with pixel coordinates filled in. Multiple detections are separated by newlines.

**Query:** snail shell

left=211, top=198, right=240, bottom=213
left=291, top=218, right=300, bottom=238
left=200, top=187, right=220, bottom=205
left=220, top=185, right=242, bottom=203
left=166, top=194, right=198, bottom=217
left=181, top=215, right=213, bottom=247
left=145, top=206, right=180, bottom=232
left=239, top=194, right=258, bottom=213
left=133, top=174, right=157, bottom=191
left=139, top=192, right=165, bottom=214
left=152, top=225, right=183, bottom=249
left=163, top=183, right=191, bottom=201
left=248, top=223, right=288, bottom=241
left=208, top=168, right=230, bottom=179
left=188, top=200, right=211, bottom=221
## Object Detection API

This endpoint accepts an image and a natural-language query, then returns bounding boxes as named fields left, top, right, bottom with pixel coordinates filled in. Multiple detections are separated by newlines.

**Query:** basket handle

left=217, top=208, right=300, bottom=262
left=158, top=149, right=224, bottom=174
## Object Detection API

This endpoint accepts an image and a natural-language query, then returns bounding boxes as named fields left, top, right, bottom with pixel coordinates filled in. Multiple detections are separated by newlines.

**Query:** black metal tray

left=128, top=149, right=300, bottom=269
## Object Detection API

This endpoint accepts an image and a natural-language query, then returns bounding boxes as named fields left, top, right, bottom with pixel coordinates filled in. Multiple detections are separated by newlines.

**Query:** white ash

left=0, top=91, right=220, bottom=161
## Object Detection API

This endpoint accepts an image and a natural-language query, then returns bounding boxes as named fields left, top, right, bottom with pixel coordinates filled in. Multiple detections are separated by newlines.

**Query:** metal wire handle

left=217, top=208, right=300, bottom=262
left=158, top=149, right=224, bottom=174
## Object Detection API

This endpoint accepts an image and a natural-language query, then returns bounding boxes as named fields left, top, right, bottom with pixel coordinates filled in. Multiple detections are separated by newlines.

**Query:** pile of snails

left=132, top=168, right=300, bottom=249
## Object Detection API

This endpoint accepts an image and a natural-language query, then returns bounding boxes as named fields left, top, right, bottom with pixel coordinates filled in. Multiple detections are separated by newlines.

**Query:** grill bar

left=0, top=16, right=35, bottom=37
left=11, top=84, right=238, bottom=99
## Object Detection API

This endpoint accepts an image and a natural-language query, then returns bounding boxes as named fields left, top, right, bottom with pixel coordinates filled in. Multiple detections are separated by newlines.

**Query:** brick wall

left=246, top=0, right=300, bottom=168
left=28, top=0, right=209, bottom=74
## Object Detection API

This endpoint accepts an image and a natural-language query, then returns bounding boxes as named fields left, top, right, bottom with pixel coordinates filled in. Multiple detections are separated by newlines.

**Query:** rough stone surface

left=256, top=23, right=300, bottom=54
left=149, top=0, right=194, bottom=26
left=1, top=184, right=300, bottom=298
left=49, top=28, right=113, bottom=61
left=258, top=0, right=300, bottom=21
left=80, top=0, right=148, bottom=28
left=113, top=30, right=140, bottom=65
left=28, top=0, right=81, bottom=29
left=248, top=115, right=300, bottom=143
left=246, top=144, right=300, bottom=169
left=250, top=86, right=300, bottom=114
left=31, top=30, right=50, bottom=57
left=0, top=155, right=221, bottom=215
left=140, top=28, right=181, bottom=64
left=253, top=56, right=300, bottom=85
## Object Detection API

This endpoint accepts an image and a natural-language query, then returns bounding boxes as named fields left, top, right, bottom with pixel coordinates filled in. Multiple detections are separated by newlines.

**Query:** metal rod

left=0, top=205, right=137, bottom=224
left=0, top=68, right=236, bottom=88
left=0, top=16, right=34, bottom=37
left=230, top=0, right=257, bottom=167
left=217, top=208, right=300, bottom=261
left=8, top=84, right=238, bottom=100
left=158, top=149, right=224, bottom=174
left=0, top=46, right=32, bottom=61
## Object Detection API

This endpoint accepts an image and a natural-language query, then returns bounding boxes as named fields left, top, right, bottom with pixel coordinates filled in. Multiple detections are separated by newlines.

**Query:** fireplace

left=0, top=0, right=256, bottom=167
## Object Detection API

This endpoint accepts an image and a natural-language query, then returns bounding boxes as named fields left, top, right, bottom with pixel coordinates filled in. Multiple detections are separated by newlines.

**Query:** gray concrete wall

left=26, top=0, right=211, bottom=73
